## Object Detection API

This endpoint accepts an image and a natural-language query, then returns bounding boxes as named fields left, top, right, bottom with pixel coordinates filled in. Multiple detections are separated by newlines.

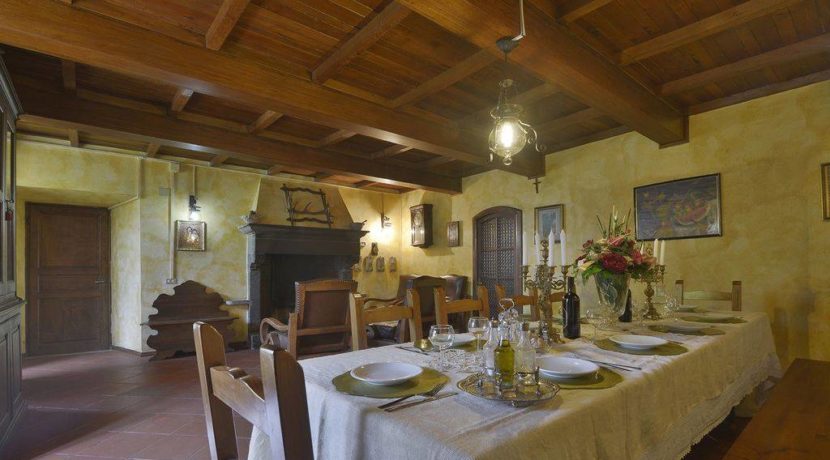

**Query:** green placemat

left=679, top=315, right=746, bottom=324
left=452, top=339, right=485, bottom=352
left=595, top=338, right=688, bottom=356
left=540, top=367, right=623, bottom=390
left=648, top=325, right=725, bottom=336
left=332, top=367, right=448, bottom=399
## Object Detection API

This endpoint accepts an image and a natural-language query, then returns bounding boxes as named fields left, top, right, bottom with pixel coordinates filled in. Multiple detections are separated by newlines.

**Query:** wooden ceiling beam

left=205, top=0, right=249, bottom=51
left=146, top=143, right=160, bottom=158
left=170, top=88, right=194, bottom=114
left=390, top=49, right=497, bottom=108
left=422, top=156, right=456, bottom=169
left=315, top=129, right=356, bottom=148
left=370, top=144, right=412, bottom=159
left=67, top=128, right=79, bottom=147
left=266, top=165, right=284, bottom=175
left=314, top=172, right=334, bottom=182
left=0, top=1, right=531, bottom=176
left=247, top=110, right=283, bottom=134
left=312, top=2, right=411, bottom=83
left=661, top=33, right=830, bottom=96
left=559, top=0, right=613, bottom=24
left=619, top=0, right=802, bottom=65
left=61, top=60, right=76, bottom=91
left=209, top=154, right=229, bottom=166
left=16, top=85, right=461, bottom=193
left=354, top=180, right=376, bottom=189
left=398, top=0, right=686, bottom=146
left=536, top=107, right=603, bottom=133
left=548, top=125, right=632, bottom=153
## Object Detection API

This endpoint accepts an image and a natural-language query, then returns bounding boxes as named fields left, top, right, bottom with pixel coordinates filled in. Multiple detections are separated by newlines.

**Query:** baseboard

left=111, top=346, right=154, bottom=357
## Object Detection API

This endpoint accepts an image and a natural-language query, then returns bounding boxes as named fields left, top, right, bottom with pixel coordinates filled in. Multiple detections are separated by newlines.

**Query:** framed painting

left=634, top=173, right=722, bottom=241
left=822, top=163, right=830, bottom=220
left=534, top=204, right=564, bottom=243
left=447, top=221, right=461, bottom=247
left=175, top=220, right=206, bottom=251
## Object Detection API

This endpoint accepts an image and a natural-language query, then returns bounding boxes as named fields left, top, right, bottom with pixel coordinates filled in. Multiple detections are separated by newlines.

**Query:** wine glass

left=429, top=325, right=454, bottom=371
left=584, top=306, right=603, bottom=342
left=467, top=316, right=488, bottom=353
left=665, top=295, right=679, bottom=319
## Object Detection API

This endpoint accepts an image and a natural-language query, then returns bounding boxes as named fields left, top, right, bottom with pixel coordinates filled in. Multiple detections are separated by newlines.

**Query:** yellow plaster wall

left=401, top=80, right=830, bottom=366
left=111, top=199, right=142, bottom=350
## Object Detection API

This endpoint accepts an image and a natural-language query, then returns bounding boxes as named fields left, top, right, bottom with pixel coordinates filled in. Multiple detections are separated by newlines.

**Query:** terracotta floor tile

left=121, top=414, right=200, bottom=434
left=171, top=416, right=207, bottom=436
left=74, top=432, right=167, bottom=457
left=130, top=435, right=208, bottom=460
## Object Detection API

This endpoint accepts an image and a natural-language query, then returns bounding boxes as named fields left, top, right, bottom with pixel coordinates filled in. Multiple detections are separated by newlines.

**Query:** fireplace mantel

left=240, top=223, right=368, bottom=346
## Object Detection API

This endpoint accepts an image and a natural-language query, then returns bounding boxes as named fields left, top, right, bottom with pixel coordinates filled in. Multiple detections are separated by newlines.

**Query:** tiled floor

left=2, top=349, right=746, bottom=460
left=2, top=349, right=261, bottom=460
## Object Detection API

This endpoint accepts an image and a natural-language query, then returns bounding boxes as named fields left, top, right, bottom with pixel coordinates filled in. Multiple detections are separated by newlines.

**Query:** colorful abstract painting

left=634, top=174, right=722, bottom=240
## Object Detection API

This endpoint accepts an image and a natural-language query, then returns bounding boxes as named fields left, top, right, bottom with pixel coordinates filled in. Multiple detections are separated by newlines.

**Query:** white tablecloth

left=251, top=312, right=780, bottom=460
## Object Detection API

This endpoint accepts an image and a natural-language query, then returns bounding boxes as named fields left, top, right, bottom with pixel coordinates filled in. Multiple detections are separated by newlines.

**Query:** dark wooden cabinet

left=0, top=52, right=24, bottom=449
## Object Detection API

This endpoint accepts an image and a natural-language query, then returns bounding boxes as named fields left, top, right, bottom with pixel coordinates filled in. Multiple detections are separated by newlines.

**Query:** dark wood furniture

left=434, top=285, right=489, bottom=326
left=260, top=278, right=356, bottom=359
left=0, top=52, right=23, bottom=451
left=474, top=207, right=523, bottom=317
left=410, top=204, right=433, bottom=247
left=725, top=359, right=829, bottom=459
left=495, top=284, right=565, bottom=321
left=350, top=289, right=422, bottom=351
left=145, top=280, right=235, bottom=361
left=194, top=322, right=313, bottom=460
left=676, top=280, right=742, bottom=311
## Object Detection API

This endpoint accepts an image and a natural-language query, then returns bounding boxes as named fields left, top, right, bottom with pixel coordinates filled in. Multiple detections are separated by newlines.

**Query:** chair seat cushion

left=370, top=321, right=399, bottom=341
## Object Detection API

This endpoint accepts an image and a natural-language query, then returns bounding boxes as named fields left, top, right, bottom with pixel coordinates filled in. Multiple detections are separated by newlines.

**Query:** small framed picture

left=534, top=204, right=564, bottom=242
left=447, top=221, right=461, bottom=247
left=175, top=220, right=206, bottom=251
left=822, top=163, right=830, bottom=220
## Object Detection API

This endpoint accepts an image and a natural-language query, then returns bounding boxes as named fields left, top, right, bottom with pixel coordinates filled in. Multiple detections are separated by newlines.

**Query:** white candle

left=548, top=229, right=555, bottom=267
left=522, top=232, right=528, bottom=266
left=533, top=232, right=539, bottom=265
left=659, top=240, right=666, bottom=265
left=653, top=238, right=659, bottom=259
left=560, top=229, right=567, bottom=266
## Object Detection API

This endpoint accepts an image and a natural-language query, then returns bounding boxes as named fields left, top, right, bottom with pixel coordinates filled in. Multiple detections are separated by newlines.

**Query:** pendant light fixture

left=488, top=0, right=544, bottom=165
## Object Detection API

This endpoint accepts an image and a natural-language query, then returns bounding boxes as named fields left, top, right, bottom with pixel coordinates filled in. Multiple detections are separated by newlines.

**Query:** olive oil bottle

left=493, top=322, right=515, bottom=388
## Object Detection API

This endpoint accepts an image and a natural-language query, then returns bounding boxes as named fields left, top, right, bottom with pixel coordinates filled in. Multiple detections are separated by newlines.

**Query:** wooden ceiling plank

left=312, top=2, right=411, bottom=83
left=247, top=110, right=283, bottom=134
left=315, top=129, right=356, bottom=147
left=661, top=32, right=830, bottom=96
left=210, top=154, right=230, bottom=166
left=314, top=172, right=334, bottom=181
left=16, top=86, right=461, bottom=193
left=61, top=60, right=76, bottom=91
left=619, top=0, right=803, bottom=65
left=397, top=0, right=686, bottom=146
left=146, top=143, right=160, bottom=158
left=560, top=0, right=614, bottom=24
left=67, top=128, right=79, bottom=147
left=354, top=180, right=376, bottom=188
left=536, top=107, right=603, bottom=133
left=460, top=82, right=559, bottom=126
left=370, top=144, right=412, bottom=159
left=422, top=156, right=456, bottom=168
left=390, top=49, right=497, bottom=108
left=205, top=0, right=250, bottom=50
left=170, top=87, right=194, bottom=114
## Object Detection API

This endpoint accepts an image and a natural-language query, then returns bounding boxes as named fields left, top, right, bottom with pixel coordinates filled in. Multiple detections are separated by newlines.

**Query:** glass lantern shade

left=488, top=112, right=528, bottom=166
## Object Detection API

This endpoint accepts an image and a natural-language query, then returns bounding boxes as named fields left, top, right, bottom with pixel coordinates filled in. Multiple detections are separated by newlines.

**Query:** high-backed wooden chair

left=494, top=285, right=565, bottom=321
left=675, top=280, right=742, bottom=311
left=434, top=285, right=489, bottom=326
left=194, top=322, right=313, bottom=460
left=260, top=278, right=356, bottom=358
left=350, top=289, right=423, bottom=350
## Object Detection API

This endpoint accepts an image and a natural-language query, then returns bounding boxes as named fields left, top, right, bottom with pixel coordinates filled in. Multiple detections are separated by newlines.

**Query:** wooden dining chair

left=434, top=285, right=489, bottom=326
left=494, top=285, right=566, bottom=321
left=675, top=280, right=742, bottom=311
left=194, top=322, right=313, bottom=460
left=260, top=278, right=357, bottom=358
left=350, top=289, right=423, bottom=350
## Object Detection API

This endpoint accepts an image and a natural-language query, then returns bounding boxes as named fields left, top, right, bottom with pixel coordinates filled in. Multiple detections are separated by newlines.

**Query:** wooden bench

left=725, top=358, right=830, bottom=459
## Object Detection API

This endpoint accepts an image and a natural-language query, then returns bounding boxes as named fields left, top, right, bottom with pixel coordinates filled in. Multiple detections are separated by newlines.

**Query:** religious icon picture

left=175, top=220, right=206, bottom=251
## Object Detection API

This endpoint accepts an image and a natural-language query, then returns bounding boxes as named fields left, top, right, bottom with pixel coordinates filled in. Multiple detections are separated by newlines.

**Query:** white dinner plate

left=452, top=334, right=475, bottom=346
left=609, top=334, right=667, bottom=350
left=700, top=312, right=736, bottom=320
left=677, top=304, right=701, bottom=313
left=663, top=319, right=708, bottom=332
left=350, top=362, right=423, bottom=386
left=537, top=357, right=599, bottom=379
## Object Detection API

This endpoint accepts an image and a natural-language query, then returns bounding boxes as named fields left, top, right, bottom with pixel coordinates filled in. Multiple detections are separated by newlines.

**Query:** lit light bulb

left=498, top=121, right=515, bottom=148
left=189, top=210, right=200, bottom=221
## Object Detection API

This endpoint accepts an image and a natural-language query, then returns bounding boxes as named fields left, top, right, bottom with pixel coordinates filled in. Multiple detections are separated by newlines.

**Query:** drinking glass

left=467, top=316, right=488, bottom=353
left=429, top=325, right=454, bottom=371
left=665, top=295, right=679, bottom=319
left=585, top=306, right=603, bottom=342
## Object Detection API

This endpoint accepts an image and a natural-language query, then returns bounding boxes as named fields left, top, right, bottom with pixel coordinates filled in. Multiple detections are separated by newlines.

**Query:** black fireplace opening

left=261, top=254, right=353, bottom=323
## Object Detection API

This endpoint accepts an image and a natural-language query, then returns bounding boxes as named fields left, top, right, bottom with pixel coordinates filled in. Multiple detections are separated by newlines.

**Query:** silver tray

left=456, top=373, right=560, bottom=407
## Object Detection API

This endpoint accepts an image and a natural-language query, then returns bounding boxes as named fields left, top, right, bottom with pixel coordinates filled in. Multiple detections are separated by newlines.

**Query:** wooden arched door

left=473, top=207, right=522, bottom=317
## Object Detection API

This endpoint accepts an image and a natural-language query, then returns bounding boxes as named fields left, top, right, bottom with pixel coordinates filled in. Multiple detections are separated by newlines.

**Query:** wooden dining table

left=251, top=312, right=780, bottom=460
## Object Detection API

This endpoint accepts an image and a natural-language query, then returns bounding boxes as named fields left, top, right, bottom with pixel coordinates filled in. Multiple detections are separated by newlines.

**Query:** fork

left=377, top=381, right=446, bottom=410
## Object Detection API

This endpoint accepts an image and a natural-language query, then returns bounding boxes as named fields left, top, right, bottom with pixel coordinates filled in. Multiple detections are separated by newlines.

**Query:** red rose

left=631, top=250, right=644, bottom=265
left=600, top=253, right=628, bottom=273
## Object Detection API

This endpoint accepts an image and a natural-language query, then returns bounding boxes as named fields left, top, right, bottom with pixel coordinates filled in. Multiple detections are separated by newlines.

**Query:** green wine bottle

left=493, top=323, right=515, bottom=388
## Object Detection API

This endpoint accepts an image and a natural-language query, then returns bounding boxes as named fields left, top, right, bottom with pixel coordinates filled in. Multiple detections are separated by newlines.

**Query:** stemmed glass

left=467, top=317, right=488, bottom=353
left=429, top=325, right=454, bottom=371
left=665, top=295, right=679, bottom=319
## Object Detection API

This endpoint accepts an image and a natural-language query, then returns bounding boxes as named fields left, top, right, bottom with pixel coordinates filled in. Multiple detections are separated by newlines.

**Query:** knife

left=384, top=392, right=457, bottom=412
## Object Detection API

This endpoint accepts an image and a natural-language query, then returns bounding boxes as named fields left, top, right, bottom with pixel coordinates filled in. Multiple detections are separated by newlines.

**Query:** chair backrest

left=434, top=285, right=489, bottom=326
left=675, top=280, right=742, bottom=311
left=494, top=285, right=565, bottom=321
left=194, top=322, right=313, bottom=460
left=440, top=274, right=468, bottom=301
left=294, top=278, right=356, bottom=355
left=350, top=289, right=423, bottom=350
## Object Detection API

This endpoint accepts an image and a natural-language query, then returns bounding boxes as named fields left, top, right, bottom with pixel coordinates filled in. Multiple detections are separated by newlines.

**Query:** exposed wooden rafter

left=146, top=143, right=160, bottom=158
left=371, top=144, right=412, bottom=159
left=315, top=129, right=356, bottom=148
left=460, top=82, right=559, bottom=127
left=536, top=107, right=603, bottom=134
left=559, top=0, right=613, bottom=23
left=390, top=49, right=497, bottom=108
left=205, top=0, right=249, bottom=51
left=661, top=33, right=830, bottom=96
left=170, top=88, right=194, bottom=114
left=313, top=172, right=334, bottom=182
left=266, top=165, right=283, bottom=175
left=16, top=85, right=461, bottom=193
left=210, top=154, right=229, bottom=166
left=247, top=110, right=283, bottom=134
left=61, top=60, right=76, bottom=91
left=312, top=2, right=411, bottom=84
left=354, top=180, right=376, bottom=189
left=618, top=0, right=802, bottom=65
left=398, top=0, right=686, bottom=146
left=67, top=128, right=79, bottom=147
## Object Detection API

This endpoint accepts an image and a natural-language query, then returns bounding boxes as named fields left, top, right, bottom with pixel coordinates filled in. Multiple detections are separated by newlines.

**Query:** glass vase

left=594, top=272, right=631, bottom=330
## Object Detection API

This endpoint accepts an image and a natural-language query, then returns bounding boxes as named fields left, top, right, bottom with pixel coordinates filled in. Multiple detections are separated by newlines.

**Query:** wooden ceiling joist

left=170, top=88, right=194, bottom=114
left=266, top=165, right=283, bottom=175
left=661, top=33, right=830, bottom=96
left=0, top=0, right=536, bottom=176
left=247, top=110, right=283, bottom=134
left=16, top=85, right=461, bottom=193
left=313, top=172, right=334, bottom=181
left=460, top=82, right=559, bottom=126
left=205, top=0, right=249, bottom=51
left=146, top=143, right=160, bottom=158
left=559, top=0, right=614, bottom=24
left=397, top=0, right=686, bottom=146
left=354, top=180, right=376, bottom=189
left=311, top=1, right=411, bottom=84
left=390, top=49, right=497, bottom=108
left=536, top=107, right=603, bottom=134
left=61, top=60, right=76, bottom=91
left=370, top=144, right=413, bottom=159
left=209, top=154, right=229, bottom=166
left=618, top=0, right=802, bottom=65
left=315, top=129, right=356, bottom=148
left=67, top=128, right=79, bottom=147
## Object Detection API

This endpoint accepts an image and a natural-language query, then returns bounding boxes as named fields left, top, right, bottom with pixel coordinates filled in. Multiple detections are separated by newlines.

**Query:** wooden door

left=26, top=204, right=110, bottom=355
left=473, top=207, right=522, bottom=317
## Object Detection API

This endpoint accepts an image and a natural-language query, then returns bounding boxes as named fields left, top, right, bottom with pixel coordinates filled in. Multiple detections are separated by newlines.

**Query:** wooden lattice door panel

left=473, top=207, right=522, bottom=317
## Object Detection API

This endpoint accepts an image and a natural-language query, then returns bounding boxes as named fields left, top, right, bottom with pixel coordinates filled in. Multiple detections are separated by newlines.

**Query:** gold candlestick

left=521, top=239, right=568, bottom=345
left=641, top=264, right=665, bottom=320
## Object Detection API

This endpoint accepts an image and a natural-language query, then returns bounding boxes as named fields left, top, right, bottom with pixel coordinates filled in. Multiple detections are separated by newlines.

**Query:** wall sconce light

left=380, top=195, right=392, bottom=230
left=188, top=194, right=201, bottom=221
